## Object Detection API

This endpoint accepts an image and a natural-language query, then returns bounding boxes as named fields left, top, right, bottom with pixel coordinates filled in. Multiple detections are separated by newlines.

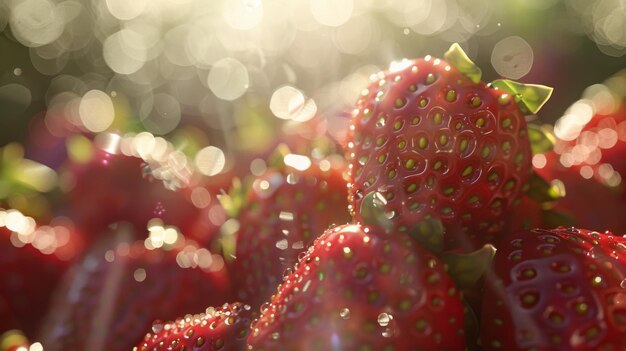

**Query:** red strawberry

left=534, top=152, right=626, bottom=233
left=134, top=302, right=254, bottom=351
left=38, top=228, right=232, bottom=351
left=0, top=224, right=70, bottom=337
left=346, top=43, right=552, bottom=251
left=552, top=103, right=626, bottom=194
left=228, top=153, right=351, bottom=307
left=247, top=223, right=466, bottom=351
left=481, top=227, right=626, bottom=350
left=65, top=139, right=224, bottom=245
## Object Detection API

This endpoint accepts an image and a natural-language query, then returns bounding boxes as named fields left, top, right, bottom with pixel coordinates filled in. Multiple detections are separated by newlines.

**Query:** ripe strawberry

left=481, top=227, right=626, bottom=350
left=534, top=152, right=626, bottom=233
left=228, top=154, right=351, bottom=307
left=65, top=143, right=223, bottom=244
left=247, top=223, right=466, bottom=351
left=552, top=103, right=626, bottom=195
left=134, top=302, right=254, bottom=351
left=38, top=230, right=232, bottom=351
left=346, top=43, right=552, bottom=251
left=0, top=225, right=69, bottom=337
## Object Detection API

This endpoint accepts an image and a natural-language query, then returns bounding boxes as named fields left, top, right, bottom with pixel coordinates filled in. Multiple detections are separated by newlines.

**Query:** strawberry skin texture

left=232, top=162, right=351, bottom=307
left=134, top=302, right=253, bottom=351
left=482, top=227, right=626, bottom=350
left=247, top=224, right=465, bottom=351
left=347, top=58, right=532, bottom=250
left=38, top=239, right=232, bottom=351
left=0, top=227, right=68, bottom=337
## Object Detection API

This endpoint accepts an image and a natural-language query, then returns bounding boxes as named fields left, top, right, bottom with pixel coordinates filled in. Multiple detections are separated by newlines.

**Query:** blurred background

left=0, top=0, right=625, bottom=184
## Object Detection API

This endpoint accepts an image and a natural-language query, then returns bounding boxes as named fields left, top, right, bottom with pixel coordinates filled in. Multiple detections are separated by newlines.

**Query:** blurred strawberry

left=63, top=139, right=223, bottom=245
left=534, top=152, right=626, bottom=233
left=0, top=226, right=69, bottom=337
left=134, top=302, right=254, bottom=351
left=224, top=148, right=351, bottom=307
left=38, top=226, right=232, bottom=351
left=552, top=104, right=626, bottom=196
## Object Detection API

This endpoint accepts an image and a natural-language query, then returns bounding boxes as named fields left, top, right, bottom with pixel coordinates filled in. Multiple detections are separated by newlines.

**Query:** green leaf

left=462, top=298, right=482, bottom=351
left=527, top=124, right=555, bottom=154
left=490, top=79, right=553, bottom=114
left=217, top=177, right=247, bottom=218
left=359, top=191, right=394, bottom=230
left=266, top=143, right=292, bottom=169
left=407, top=217, right=445, bottom=254
left=526, top=171, right=565, bottom=202
left=441, top=244, right=496, bottom=290
left=444, top=43, right=482, bottom=84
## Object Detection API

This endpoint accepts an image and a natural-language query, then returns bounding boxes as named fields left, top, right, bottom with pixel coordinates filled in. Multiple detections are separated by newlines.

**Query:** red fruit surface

left=231, top=159, right=351, bottom=306
left=66, top=148, right=223, bottom=244
left=38, top=234, right=232, bottom=351
left=346, top=57, right=532, bottom=251
left=134, top=302, right=253, bottom=351
left=552, top=105, right=626, bottom=195
left=534, top=152, right=626, bottom=233
left=481, top=227, right=626, bottom=350
left=0, top=226, right=68, bottom=337
left=247, top=224, right=465, bottom=351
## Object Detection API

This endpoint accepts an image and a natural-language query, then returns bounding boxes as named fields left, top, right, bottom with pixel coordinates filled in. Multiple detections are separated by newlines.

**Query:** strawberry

left=481, top=227, right=626, bottom=350
left=346, top=43, right=552, bottom=251
left=134, top=302, right=254, bottom=351
left=247, top=223, right=466, bottom=351
left=227, top=152, right=351, bottom=307
left=65, top=138, right=223, bottom=245
left=534, top=152, right=626, bottom=233
left=0, top=224, right=70, bottom=337
left=38, top=227, right=232, bottom=351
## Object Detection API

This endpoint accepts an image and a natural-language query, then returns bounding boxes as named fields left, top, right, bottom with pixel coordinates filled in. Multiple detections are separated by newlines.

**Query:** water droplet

left=152, top=320, right=164, bottom=333
left=275, top=239, right=288, bottom=250
left=620, top=279, right=626, bottom=289
left=384, top=210, right=396, bottom=220
left=377, top=312, right=392, bottom=326
left=260, top=302, right=270, bottom=313
left=376, top=117, right=386, bottom=127
left=340, top=308, right=351, bottom=319
left=271, top=332, right=280, bottom=340
left=283, top=268, right=293, bottom=280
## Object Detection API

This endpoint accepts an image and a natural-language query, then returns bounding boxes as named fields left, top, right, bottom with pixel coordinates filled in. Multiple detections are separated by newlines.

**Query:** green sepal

left=444, top=43, right=482, bottom=84
left=407, top=217, right=445, bottom=255
left=526, top=171, right=565, bottom=203
left=462, top=298, right=481, bottom=351
left=359, top=191, right=394, bottom=230
left=527, top=124, right=555, bottom=154
left=441, top=244, right=496, bottom=290
left=490, top=79, right=553, bottom=114
left=217, top=177, right=247, bottom=218
left=266, top=143, right=292, bottom=169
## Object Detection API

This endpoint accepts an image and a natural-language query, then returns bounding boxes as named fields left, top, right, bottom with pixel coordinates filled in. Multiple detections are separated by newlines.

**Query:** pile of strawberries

left=2, top=43, right=626, bottom=351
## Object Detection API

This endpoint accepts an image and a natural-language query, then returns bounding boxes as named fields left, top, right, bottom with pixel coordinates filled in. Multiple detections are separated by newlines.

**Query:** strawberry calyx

left=443, top=43, right=482, bottom=84
left=490, top=79, right=554, bottom=114
left=444, top=43, right=553, bottom=115
left=440, top=244, right=496, bottom=290
left=527, top=124, right=556, bottom=154
left=360, top=189, right=495, bottom=291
